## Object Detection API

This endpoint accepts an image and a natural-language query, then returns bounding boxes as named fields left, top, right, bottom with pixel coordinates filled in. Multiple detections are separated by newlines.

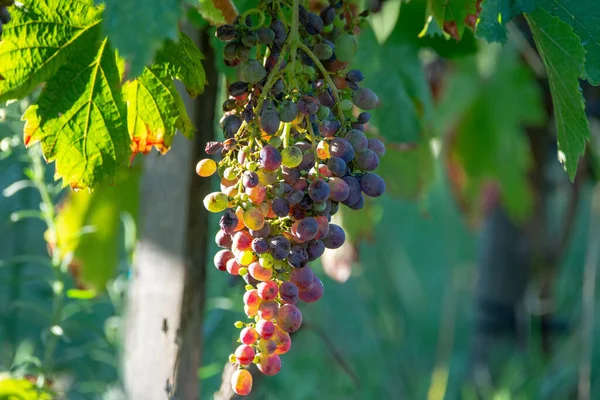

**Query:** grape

left=236, top=45, right=251, bottom=62
left=244, top=289, right=261, bottom=308
left=229, top=81, right=249, bottom=96
left=241, top=60, right=267, bottom=84
left=259, top=253, right=275, bottom=269
left=271, top=79, right=285, bottom=95
left=345, top=129, right=368, bottom=153
left=348, top=193, right=365, bottom=210
left=352, top=87, right=379, bottom=110
left=257, top=353, right=282, bottom=376
left=216, top=230, right=232, bottom=248
left=231, top=369, right=252, bottom=396
left=287, top=245, right=309, bottom=268
left=256, top=168, right=278, bottom=185
left=226, top=258, right=242, bottom=275
left=299, top=276, right=324, bottom=303
left=323, top=224, right=345, bottom=249
left=242, top=171, right=259, bottom=188
left=291, top=266, right=314, bottom=290
left=257, top=281, right=279, bottom=301
left=260, top=145, right=282, bottom=171
left=271, top=197, right=290, bottom=217
left=355, top=149, right=380, bottom=171
left=308, top=179, right=331, bottom=202
left=257, top=27, right=275, bottom=44
left=288, top=189, right=305, bottom=205
left=306, top=240, right=325, bottom=261
left=360, top=173, right=386, bottom=197
left=246, top=184, right=267, bottom=204
left=358, top=112, right=371, bottom=124
left=196, top=158, right=217, bottom=177
left=342, top=176, right=361, bottom=206
left=281, top=146, right=303, bottom=167
left=233, top=230, right=253, bottom=251
left=249, top=261, right=273, bottom=281
left=216, top=24, right=237, bottom=41
left=306, top=13, right=324, bottom=34
left=258, top=301, right=279, bottom=320
left=214, top=250, right=234, bottom=271
left=257, top=339, right=278, bottom=355
left=269, top=235, right=291, bottom=260
left=221, top=115, right=242, bottom=138
left=345, top=69, right=365, bottom=83
left=204, top=192, right=229, bottom=213
left=320, top=6, right=336, bottom=25
left=313, top=43, right=334, bottom=60
left=235, top=344, right=255, bottom=365
left=334, top=33, right=358, bottom=62
left=252, top=238, right=270, bottom=254
left=314, top=215, right=330, bottom=239
left=279, top=100, right=299, bottom=122
left=327, top=156, right=347, bottom=177
left=279, top=281, right=299, bottom=304
left=277, top=304, right=303, bottom=332
left=297, top=95, right=320, bottom=115
left=272, top=325, right=291, bottom=354
left=256, top=319, right=276, bottom=339
left=318, top=90, right=336, bottom=109
left=328, top=177, right=350, bottom=202
left=249, top=223, right=270, bottom=238
left=367, top=138, right=386, bottom=157
left=242, top=31, right=259, bottom=47
left=330, top=138, right=355, bottom=163
left=298, top=151, right=316, bottom=171
left=240, top=327, right=259, bottom=345
left=260, top=109, right=281, bottom=135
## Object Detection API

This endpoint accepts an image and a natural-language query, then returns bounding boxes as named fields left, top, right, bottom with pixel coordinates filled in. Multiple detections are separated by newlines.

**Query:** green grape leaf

left=379, top=143, right=435, bottom=199
left=23, top=38, right=130, bottom=190
left=437, top=44, right=544, bottom=220
left=369, top=0, right=402, bottom=44
left=430, top=0, right=478, bottom=39
left=124, top=33, right=205, bottom=156
left=476, top=0, right=513, bottom=43
left=0, top=0, right=103, bottom=102
left=196, top=0, right=227, bottom=25
left=55, top=166, right=139, bottom=295
left=356, top=27, right=433, bottom=143
left=546, top=0, right=600, bottom=85
left=101, top=0, right=182, bottom=77
left=527, top=9, right=590, bottom=181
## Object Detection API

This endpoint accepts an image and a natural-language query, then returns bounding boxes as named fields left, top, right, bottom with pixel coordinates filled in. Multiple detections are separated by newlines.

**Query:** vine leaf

left=124, top=33, right=206, bottom=156
left=101, top=0, right=183, bottom=77
left=527, top=9, right=590, bottom=180
left=0, top=0, right=103, bottom=102
left=23, top=38, right=130, bottom=190
left=430, top=0, right=478, bottom=40
left=55, top=166, right=139, bottom=296
left=437, top=44, right=544, bottom=220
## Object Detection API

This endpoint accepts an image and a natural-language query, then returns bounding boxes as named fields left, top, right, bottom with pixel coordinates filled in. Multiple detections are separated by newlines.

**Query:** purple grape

left=318, top=89, right=336, bottom=109
left=250, top=223, right=270, bottom=238
left=228, top=81, right=248, bottom=96
left=320, top=6, right=336, bottom=25
left=282, top=167, right=300, bottom=184
left=330, top=201, right=339, bottom=215
left=327, top=157, right=347, bottom=177
left=308, top=179, right=331, bottom=202
left=345, top=80, right=359, bottom=90
left=271, top=20, right=287, bottom=46
left=291, top=267, right=314, bottom=289
left=252, top=238, right=270, bottom=254
left=352, top=87, right=379, bottom=110
left=260, top=145, right=282, bottom=171
left=279, top=281, right=299, bottom=304
left=297, top=95, right=320, bottom=115
left=260, top=109, right=281, bottom=135
left=216, top=24, right=236, bottom=41
left=290, top=205, right=307, bottom=220
left=219, top=209, right=238, bottom=234
left=299, top=276, right=324, bottom=303
left=328, top=177, right=350, bottom=202
left=243, top=171, right=259, bottom=188
left=298, top=152, right=316, bottom=171
left=222, top=99, right=237, bottom=112
left=242, top=102, right=254, bottom=122
left=295, top=217, right=318, bottom=241
left=307, top=13, right=324, bottom=35
left=271, top=197, right=290, bottom=217
left=367, top=138, right=386, bottom=157
left=257, top=27, right=275, bottom=44
left=348, top=194, right=365, bottom=210
left=271, top=79, right=285, bottom=95
left=298, top=195, right=313, bottom=211
left=221, top=114, right=242, bottom=138
left=323, top=224, right=345, bottom=249
left=270, top=235, right=291, bottom=260
left=287, top=245, right=308, bottom=268
left=345, top=129, right=368, bottom=153
left=288, top=190, right=305, bottom=205
left=277, top=304, right=303, bottom=333
left=330, top=138, right=355, bottom=163
left=215, top=230, right=232, bottom=248
left=306, top=240, right=325, bottom=261
left=341, top=176, right=361, bottom=206
left=355, top=149, right=380, bottom=171
left=358, top=112, right=371, bottom=124
left=345, top=69, right=364, bottom=83
left=295, top=142, right=311, bottom=152
left=360, top=173, right=386, bottom=197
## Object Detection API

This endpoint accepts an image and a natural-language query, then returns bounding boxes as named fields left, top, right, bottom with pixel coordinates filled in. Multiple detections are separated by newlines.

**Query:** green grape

left=281, top=146, right=303, bottom=168
left=203, top=192, right=229, bottom=213
left=340, top=99, right=353, bottom=110
left=259, top=253, right=275, bottom=269
left=334, top=33, right=358, bottom=63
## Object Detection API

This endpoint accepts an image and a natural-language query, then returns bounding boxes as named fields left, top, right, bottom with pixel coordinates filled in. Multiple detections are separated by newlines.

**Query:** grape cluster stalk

left=0, top=0, right=13, bottom=38
left=196, top=0, right=386, bottom=395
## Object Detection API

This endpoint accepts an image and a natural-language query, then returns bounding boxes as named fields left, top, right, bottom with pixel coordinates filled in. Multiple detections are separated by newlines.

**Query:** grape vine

left=0, top=0, right=12, bottom=38
left=196, top=0, right=386, bottom=395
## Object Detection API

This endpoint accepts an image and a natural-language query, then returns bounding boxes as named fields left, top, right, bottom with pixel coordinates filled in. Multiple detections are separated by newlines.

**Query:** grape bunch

left=196, top=0, right=385, bottom=395
left=0, top=0, right=13, bottom=38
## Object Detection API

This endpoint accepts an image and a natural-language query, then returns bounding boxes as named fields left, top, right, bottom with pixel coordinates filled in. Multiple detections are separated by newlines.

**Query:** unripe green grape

left=313, top=43, right=333, bottom=60
left=334, top=33, right=358, bottom=63
left=340, top=99, right=353, bottom=110
left=317, top=105, right=330, bottom=120
left=241, top=60, right=267, bottom=83
left=223, top=42, right=238, bottom=60
left=281, top=146, right=303, bottom=168
left=259, top=253, right=275, bottom=269
left=269, top=136, right=282, bottom=148
left=234, top=321, right=245, bottom=328
left=239, top=267, right=249, bottom=276
left=229, top=353, right=237, bottom=363
left=245, top=285, right=254, bottom=291
left=246, top=161, right=258, bottom=171
left=204, top=192, right=229, bottom=213
left=236, top=45, right=251, bottom=62
left=224, top=167, right=238, bottom=180
left=303, top=65, right=316, bottom=78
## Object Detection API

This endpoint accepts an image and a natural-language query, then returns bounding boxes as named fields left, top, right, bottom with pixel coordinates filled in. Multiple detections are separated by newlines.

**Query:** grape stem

left=296, top=42, right=346, bottom=124
left=256, top=46, right=289, bottom=114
